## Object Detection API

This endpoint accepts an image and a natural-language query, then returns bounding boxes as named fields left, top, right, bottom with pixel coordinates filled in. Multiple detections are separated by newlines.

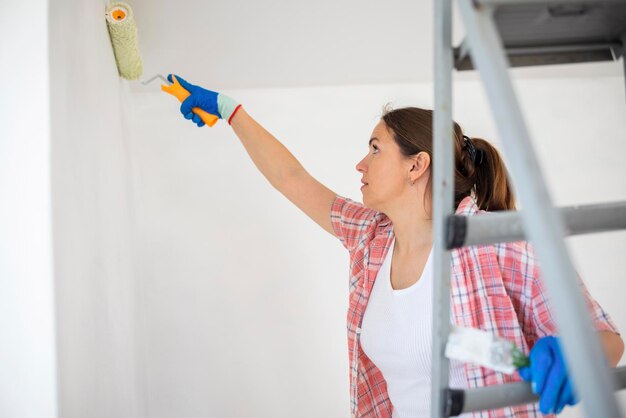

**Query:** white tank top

left=360, top=238, right=469, bottom=418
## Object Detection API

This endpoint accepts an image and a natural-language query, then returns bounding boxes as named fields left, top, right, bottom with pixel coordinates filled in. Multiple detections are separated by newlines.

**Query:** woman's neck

left=387, top=208, right=433, bottom=256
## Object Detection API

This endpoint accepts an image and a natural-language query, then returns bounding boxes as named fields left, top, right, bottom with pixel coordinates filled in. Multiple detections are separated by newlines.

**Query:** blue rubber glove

left=167, top=74, right=241, bottom=127
left=518, top=336, right=578, bottom=415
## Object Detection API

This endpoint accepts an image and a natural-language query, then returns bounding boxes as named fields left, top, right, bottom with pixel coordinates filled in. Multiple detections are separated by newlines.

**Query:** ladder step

left=455, top=42, right=619, bottom=71
left=454, top=0, right=626, bottom=70
left=447, top=201, right=626, bottom=249
left=474, top=0, right=626, bottom=6
left=446, top=366, right=626, bottom=416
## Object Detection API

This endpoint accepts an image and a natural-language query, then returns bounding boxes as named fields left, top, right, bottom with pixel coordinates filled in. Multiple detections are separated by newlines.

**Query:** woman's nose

left=356, top=156, right=367, bottom=173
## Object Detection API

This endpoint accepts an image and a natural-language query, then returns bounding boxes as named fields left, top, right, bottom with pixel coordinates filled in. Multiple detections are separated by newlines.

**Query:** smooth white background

left=1, top=0, right=625, bottom=417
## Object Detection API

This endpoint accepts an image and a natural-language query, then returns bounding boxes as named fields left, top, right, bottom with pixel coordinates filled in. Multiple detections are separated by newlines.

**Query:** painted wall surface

left=48, top=0, right=141, bottom=417
left=130, top=77, right=626, bottom=417
left=0, top=2, right=57, bottom=418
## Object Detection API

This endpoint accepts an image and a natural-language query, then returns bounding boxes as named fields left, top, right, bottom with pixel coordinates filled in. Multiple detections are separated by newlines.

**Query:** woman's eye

left=371, top=145, right=379, bottom=154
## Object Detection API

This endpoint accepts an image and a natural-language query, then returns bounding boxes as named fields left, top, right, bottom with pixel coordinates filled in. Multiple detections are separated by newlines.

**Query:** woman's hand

left=518, top=336, right=577, bottom=415
left=167, top=74, right=241, bottom=127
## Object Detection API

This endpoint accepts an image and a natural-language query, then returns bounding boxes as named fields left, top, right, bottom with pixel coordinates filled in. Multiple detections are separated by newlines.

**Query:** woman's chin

left=361, top=196, right=377, bottom=210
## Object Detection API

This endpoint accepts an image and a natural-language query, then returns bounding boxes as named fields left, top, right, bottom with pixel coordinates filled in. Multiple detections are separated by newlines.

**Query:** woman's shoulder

left=331, top=195, right=390, bottom=252
left=332, top=195, right=384, bottom=225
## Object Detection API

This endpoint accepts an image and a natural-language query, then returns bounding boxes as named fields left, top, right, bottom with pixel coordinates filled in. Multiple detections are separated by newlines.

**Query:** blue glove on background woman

left=167, top=74, right=241, bottom=127
left=518, top=336, right=578, bottom=415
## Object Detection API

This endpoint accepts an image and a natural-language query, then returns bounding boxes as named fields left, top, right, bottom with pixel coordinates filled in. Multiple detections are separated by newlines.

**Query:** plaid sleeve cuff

left=331, top=195, right=348, bottom=249
left=593, top=311, right=620, bottom=335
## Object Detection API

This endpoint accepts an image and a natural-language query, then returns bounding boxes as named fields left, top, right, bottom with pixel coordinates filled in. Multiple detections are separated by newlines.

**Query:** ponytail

left=454, top=132, right=516, bottom=211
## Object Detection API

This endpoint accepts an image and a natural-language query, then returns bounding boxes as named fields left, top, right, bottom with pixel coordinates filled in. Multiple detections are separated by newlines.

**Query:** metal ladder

left=431, top=0, right=626, bottom=417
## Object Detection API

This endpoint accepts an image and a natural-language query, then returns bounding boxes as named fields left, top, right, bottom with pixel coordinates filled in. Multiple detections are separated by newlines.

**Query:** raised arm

left=168, top=74, right=338, bottom=236
left=229, top=108, right=337, bottom=235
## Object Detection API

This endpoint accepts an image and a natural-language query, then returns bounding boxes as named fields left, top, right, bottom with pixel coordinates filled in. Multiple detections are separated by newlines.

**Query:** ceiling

left=130, top=0, right=623, bottom=92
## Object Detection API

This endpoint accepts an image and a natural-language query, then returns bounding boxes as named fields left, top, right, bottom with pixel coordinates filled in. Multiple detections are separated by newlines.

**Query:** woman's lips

left=360, top=184, right=368, bottom=190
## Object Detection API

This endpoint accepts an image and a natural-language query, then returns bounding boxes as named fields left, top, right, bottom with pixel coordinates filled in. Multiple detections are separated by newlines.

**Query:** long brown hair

left=381, top=106, right=515, bottom=211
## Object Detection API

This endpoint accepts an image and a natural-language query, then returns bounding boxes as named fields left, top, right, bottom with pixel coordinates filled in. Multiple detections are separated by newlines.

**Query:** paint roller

left=105, top=2, right=143, bottom=80
left=105, top=2, right=218, bottom=126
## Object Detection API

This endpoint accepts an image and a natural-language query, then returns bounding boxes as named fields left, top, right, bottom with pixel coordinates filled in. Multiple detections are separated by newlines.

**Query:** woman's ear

left=408, top=152, right=431, bottom=184
left=414, top=152, right=431, bottom=176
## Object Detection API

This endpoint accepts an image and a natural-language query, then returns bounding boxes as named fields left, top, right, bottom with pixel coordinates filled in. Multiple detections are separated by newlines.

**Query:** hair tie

left=463, top=135, right=484, bottom=166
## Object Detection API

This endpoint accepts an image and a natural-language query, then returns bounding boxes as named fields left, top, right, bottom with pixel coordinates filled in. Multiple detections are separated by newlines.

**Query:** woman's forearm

left=598, top=331, right=624, bottom=367
left=229, top=107, right=305, bottom=189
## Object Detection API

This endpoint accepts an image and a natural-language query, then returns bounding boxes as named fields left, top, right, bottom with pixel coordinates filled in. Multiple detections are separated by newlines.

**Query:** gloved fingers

left=561, top=379, right=578, bottom=406
left=538, top=356, right=566, bottom=415
left=518, top=366, right=532, bottom=382
left=196, top=120, right=205, bottom=127
left=184, top=111, right=194, bottom=120
left=180, top=96, right=197, bottom=118
left=168, top=74, right=195, bottom=91
left=192, top=113, right=201, bottom=124
left=554, top=379, right=575, bottom=415
left=530, top=337, right=554, bottom=395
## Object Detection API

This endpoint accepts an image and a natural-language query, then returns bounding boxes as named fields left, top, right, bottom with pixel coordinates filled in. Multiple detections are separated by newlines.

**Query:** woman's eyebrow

left=369, top=137, right=379, bottom=146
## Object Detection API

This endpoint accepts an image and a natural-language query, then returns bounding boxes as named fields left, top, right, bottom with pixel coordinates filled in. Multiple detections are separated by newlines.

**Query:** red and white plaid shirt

left=330, top=195, right=619, bottom=418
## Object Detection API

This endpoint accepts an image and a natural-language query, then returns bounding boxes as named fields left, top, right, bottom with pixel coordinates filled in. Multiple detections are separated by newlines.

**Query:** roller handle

left=161, top=76, right=219, bottom=127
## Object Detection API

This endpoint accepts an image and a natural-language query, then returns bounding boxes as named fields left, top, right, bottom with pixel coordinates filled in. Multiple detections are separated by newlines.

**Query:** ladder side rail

left=457, top=1, right=622, bottom=417
left=432, top=0, right=455, bottom=416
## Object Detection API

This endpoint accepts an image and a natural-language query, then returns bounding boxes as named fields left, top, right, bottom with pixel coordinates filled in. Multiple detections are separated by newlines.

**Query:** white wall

left=48, top=0, right=141, bottom=417
left=3, top=1, right=144, bottom=416
left=0, top=2, right=57, bottom=418
left=130, top=76, right=626, bottom=417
